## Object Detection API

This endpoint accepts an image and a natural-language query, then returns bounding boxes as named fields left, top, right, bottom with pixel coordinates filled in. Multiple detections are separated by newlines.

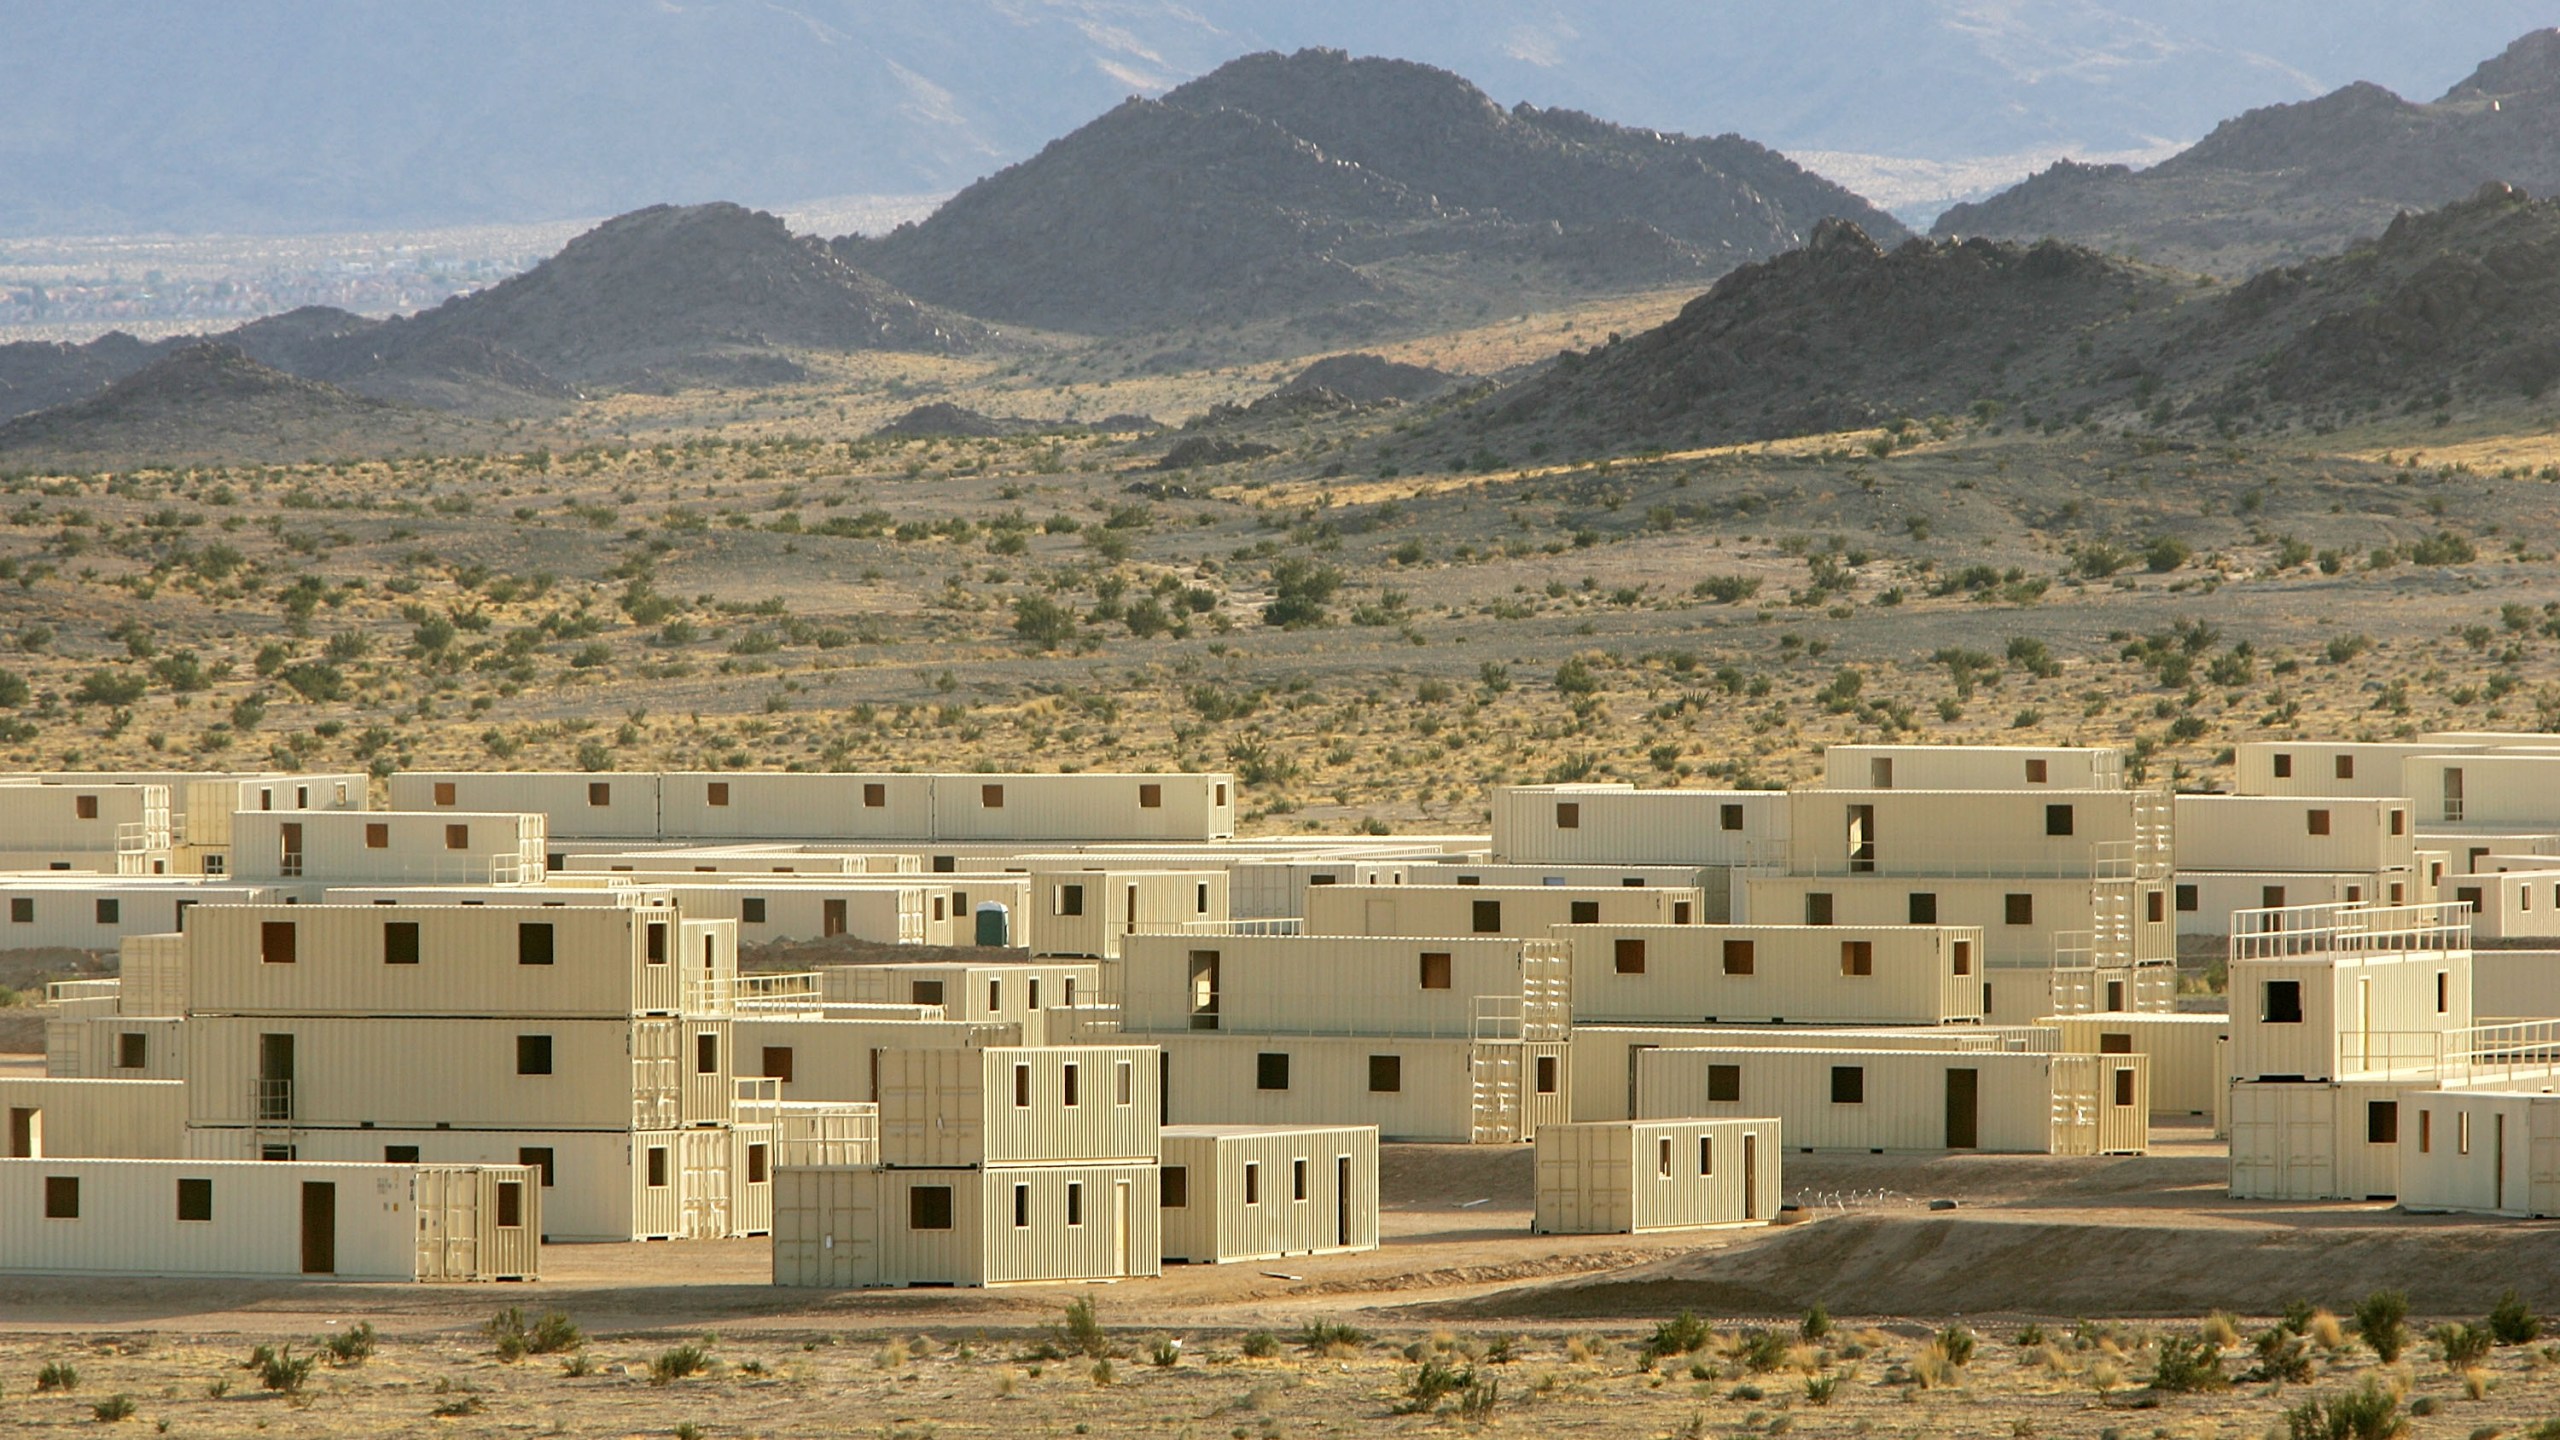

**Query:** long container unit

left=1634, top=1047, right=2150, bottom=1155
left=0, top=1158, right=540, bottom=1281
left=0, top=1077, right=187, bottom=1158
left=1560, top=923, right=1984, bottom=1027
left=2233, top=742, right=2464, bottom=800
left=2042, top=1012, right=2231, bottom=1126
left=655, top=772, right=1235, bottom=843
left=2397, top=1089, right=2560, bottom=1218
left=820, top=961, right=1098, bottom=1045
left=1489, top=785, right=1789, bottom=867
left=229, top=810, right=549, bottom=887
left=0, top=780, right=172, bottom=873
left=1570, top=1024, right=2058, bottom=1124
left=391, top=771, right=665, bottom=840
left=1823, top=744, right=2121, bottom=792
left=0, top=878, right=279, bottom=951
left=46, top=1015, right=186, bottom=1080
left=1301, top=882, right=1702, bottom=939
left=732, top=1015, right=1016, bottom=1103
left=1013, top=866, right=1231, bottom=959
left=1157, top=1124, right=1380, bottom=1264
left=0, top=770, right=362, bottom=875
left=2174, top=871, right=2422, bottom=938
left=1532, top=1119, right=1783, bottom=1233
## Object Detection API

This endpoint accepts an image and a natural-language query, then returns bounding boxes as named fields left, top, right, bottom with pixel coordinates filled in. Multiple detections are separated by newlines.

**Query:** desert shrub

left=1736, top=1329, right=1793, bottom=1373
left=1801, top=1306, right=1832, bottom=1342
left=2145, top=536, right=2192, bottom=573
left=2435, top=1322, right=2494, bottom=1370
left=2012, top=1324, right=2047, bottom=1348
left=1296, top=1321, right=1369, bottom=1354
left=91, top=1394, right=136, bottom=1422
left=2490, top=1290, right=2543, bottom=1345
left=321, top=1322, right=376, bottom=1366
left=2284, top=1379, right=2407, bottom=1440
left=2150, top=1334, right=2230, bottom=1393
left=1241, top=1332, right=1281, bottom=1359
left=1912, top=1341, right=1962, bottom=1389
left=1051, top=1298, right=1110, bottom=1358
left=1395, top=1356, right=1478, bottom=1414
left=36, top=1360, right=78, bottom=1392
left=256, top=1345, right=315, bottom=1394
left=485, top=1306, right=579, bottom=1360
left=1149, top=1338, right=1181, bottom=1368
left=1695, top=576, right=1761, bottom=604
left=2356, top=1291, right=2411, bottom=1362
left=649, top=1345, right=712, bottom=1386
left=1643, top=1313, right=1712, bottom=1360
left=1936, top=1325, right=1977, bottom=1367
left=2245, top=1328, right=2316, bottom=1385
left=1805, top=1372, right=1843, bottom=1405
left=1457, top=1375, right=1500, bottom=1421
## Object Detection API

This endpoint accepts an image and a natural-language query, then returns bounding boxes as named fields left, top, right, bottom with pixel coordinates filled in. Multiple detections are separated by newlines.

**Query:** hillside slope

left=0, top=343, right=487, bottom=465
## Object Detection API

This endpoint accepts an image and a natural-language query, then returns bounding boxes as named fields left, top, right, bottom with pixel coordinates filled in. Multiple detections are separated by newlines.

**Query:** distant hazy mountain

left=3, top=1, right=2553, bottom=235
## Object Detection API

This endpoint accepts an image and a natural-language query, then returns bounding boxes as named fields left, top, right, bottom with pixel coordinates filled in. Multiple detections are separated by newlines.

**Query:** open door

left=1741, top=1134, right=1759, bottom=1220
left=1846, top=804, right=1876, bottom=872
left=258, top=1033, right=295, bottom=1122
left=1945, top=1068, right=1979, bottom=1149
left=1628, top=1044, right=1656, bottom=1120
left=2496, top=1113, right=2508, bottom=1212
left=822, top=900, right=847, bottom=938
left=1187, top=950, right=1220, bottom=1030
left=7, top=1106, right=37, bottom=1158
left=1125, top=884, right=1140, bottom=937
left=1336, top=1156, right=1352, bottom=1246
left=1112, top=1181, right=1132, bottom=1276
left=300, top=1181, right=337, bottom=1275
left=1159, top=1051, right=1171, bottom=1125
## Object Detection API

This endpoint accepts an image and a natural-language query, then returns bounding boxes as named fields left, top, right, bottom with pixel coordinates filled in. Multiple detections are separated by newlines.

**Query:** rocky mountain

left=0, top=344, right=487, bottom=466
left=1279, top=354, right=1460, bottom=404
left=1473, top=183, right=2560, bottom=455
left=842, top=49, right=1905, bottom=338
left=1934, top=29, right=2560, bottom=275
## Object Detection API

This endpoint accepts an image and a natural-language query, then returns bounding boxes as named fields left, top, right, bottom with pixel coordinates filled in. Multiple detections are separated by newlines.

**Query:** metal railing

left=1155, top=917, right=1304, bottom=937
left=44, top=978, right=120, bottom=1005
left=2443, top=1020, right=2560, bottom=1087
left=252, top=1077, right=293, bottom=1125
left=2228, top=901, right=2473, bottom=963
left=1746, top=837, right=2168, bottom=882
left=732, top=1075, right=782, bottom=1124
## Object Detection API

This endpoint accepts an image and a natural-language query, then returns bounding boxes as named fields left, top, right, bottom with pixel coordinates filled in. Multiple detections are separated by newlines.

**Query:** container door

left=1124, top=884, right=1139, bottom=936
left=823, top=900, right=847, bottom=938
left=1741, top=1134, right=1759, bottom=1220
left=259, top=1032, right=295, bottom=1121
left=1628, top=1044, right=1655, bottom=1121
left=1113, top=1180, right=1131, bottom=1276
left=1158, top=1051, right=1171, bottom=1125
left=2497, top=1113, right=2508, bottom=1212
left=300, top=1181, right=336, bottom=1275
left=1187, top=950, right=1220, bottom=1030
left=1946, top=1068, right=1979, bottom=1149
left=2443, top=767, right=2464, bottom=822
left=7, top=1106, right=37, bottom=1158
left=279, top=822, right=303, bottom=877
left=1847, top=805, right=1876, bottom=872
left=1336, top=1156, right=1352, bottom=1246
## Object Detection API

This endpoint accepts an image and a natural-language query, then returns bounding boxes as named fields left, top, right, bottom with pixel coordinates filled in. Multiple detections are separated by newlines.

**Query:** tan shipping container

left=1154, top=1032, right=1568, bottom=1144
left=0, top=878, right=276, bottom=952
left=1158, top=1124, right=1379, bottom=1263
left=1024, top=867, right=1229, bottom=959
left=0, top=780, right=171, bottom=855
left=2397, top=1089, right=2560, bottom=1218
left=2234, top=741, right=2451, bottom=799
left=182, top=904, right=709, bottom=1018
left=2229, top=1079, right=2426, bottom=1201
left=2227, top=906, right=2470, bottom=1084
left=1824, top=744, right=2120, bottom=792
left=1784, top=788, right=2170, bottom=880
left=876, top=1046, right=1160, bottom=1168
left=1634, top=1047, right=2148, bottom=1155
left=821, top=961, right=1096, bottom=1044
left=0, top=1158, right=537, bottom=1281
left=1490, top=785, right=1788, bottom=867
left=120, top=931, right=188, bottom=1018
left=2173, top=795, right=2415, bottom=875
left=2174, top=870, right=2417, bottom=937
left=732, top=1015, right=1015, bottom=1103
left=46, top=1015, right=185, bottom=1080
left=178, top=773, right=366, bottom=852
left=231, top=810, right=547, bottom=885
left=1532, top=1118, right=1782, bottom=1233
left=391, top=771, right=664, bottom=839
left=1570, top=1024, right=2058, bottom=1123
left=1302, top=882, right=1702, bottom=940
left=2043, top=1013, right=2231, bottom=1121
left=772, top=1161, right=1161, bottom=1287
left=1115, top=933, right=1567, bottom=1042
left=186, top=1015, right=687, bottom=1131
left=930, top=773, right=1235, bottom=843
left=0, top=1077, right=186, bottom=1157
left=1562, top=923, right=1983, bottom=1027
left=185, top=1124, right=680, bottom=1242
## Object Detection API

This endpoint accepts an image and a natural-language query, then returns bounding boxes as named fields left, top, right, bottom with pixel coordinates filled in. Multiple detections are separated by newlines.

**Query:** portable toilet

left=974, top=901, right=1011, bottom=947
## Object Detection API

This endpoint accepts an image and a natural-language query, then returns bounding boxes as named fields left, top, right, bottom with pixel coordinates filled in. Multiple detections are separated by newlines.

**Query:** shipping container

left=186, top=1015, right=687, bottom=1131
left=0, top=878, right=278, bottom=952
left=771, top=1161, right=1160, bottom=1287
left=2173, top=795, right=2416, bottom=875
left=46, top=1016, right=185, bottom=1080
left=732, top=1015, right=1014, bottom=1102
left=391, top=771, right=664, bottom=839
left=0, top=1077, right=186, bottom=1157
left=231, top=810, right=547, bottom=886
left=1114, top=934, right=1568, bottom=1042
left=1824, top=744, right=2121, bottom=792
left=0, top=780, right=171, bottom=858
left=769, top=1100, right=881, bottom=1168
left=2226, top=903, right=2472, bottom=1083
left=663, top=882, right=927, bottom=947
left=1153, top=1032, right=1568, bottom=1143
left=2228, top=1079, right=2425, bottom=1200
left=1023, top=867, right=1230, bottom=959
left=1302, top=882, right=1702, bottom=941
left=1157, top=1124, right=1380, bottom=1263
left=1491, top=785, right=1788, bottom=866
left=0, top=771, right=360, bottom=858
left=182, top=903, right=713, bottom=1018
left=2449, top=867, right=2560, bottom=941
left=1227, top=858, right=1401, bottom=921
left=562, top=848, right=925, bottom=876
left=1783, top=788, right=2172, bottom=880
left=0, top=1158, right=537, bottom=1280
left=120, top=931, right=187, bottom=1018
left=1569, top=1024, right=2057, bottom=1122
left=876, top=1046, right=1160, bottom=1168
left=2397, top=1089, right=2560, bottom=1218
left=2174, top=870, right=2420, bottom=938
left=1561, top=923, right=1982, bottom=1027
left=821, top=962, right=1097, bottom=1044
left=928, top=773, right=1235, bottom=844
left=1402, top=860, right=1727, bottom=897
left=1634, top=1047, right=2148, bottom=1155
left=2042, top=1013, right=2231, bottom=1122
left=2234, top=742, right=2454, bottom=799
left=660, top=773, right=937, bottom=840
left=1532, top=1119, right=1782, bottom=1233
left=184, top=1124, right=678, bottom=1241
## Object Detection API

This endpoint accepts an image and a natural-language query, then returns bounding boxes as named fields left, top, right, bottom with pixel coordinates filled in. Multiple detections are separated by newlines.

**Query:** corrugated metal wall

left=1533, top=1118, right=1782, bottom=1233
left=1158, top=1125, right=1379, bottom=1263
left=1560, top=923, right=1982, bottom=1026
left=0, top=1077, right=186, bottom=1157
left=1635, top=1048, right=2148, bottom=1155
left=875, top=1047, right=1159, bottom=1168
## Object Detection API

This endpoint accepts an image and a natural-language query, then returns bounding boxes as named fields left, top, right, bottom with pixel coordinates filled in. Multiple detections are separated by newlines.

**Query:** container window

left=2176, top=885, right=2198, bottom=912
left=762, top=1047, right=794, bottom=1084
left=74, top=794, right=99, bottom=820
left=1830, top=1066, right=1865, bottom=1104
left=5, top=898, right=26, bottom=924
left=45, top=1175, right=77, bottom=1218
left=1243, top=1164, right=1260, bottom=1206
left=518, top=1147, right=555, bottom=1187
left=910, top=1185, right=951, bottom=1229
left=587, top=781, right=611, bottom=807
left=261, top=920, right=297, bottom=964
left=862, top=782, right=886, bottom=808
left=2025, top=758, right=2049, bottom=783
left=646, top=1147, right=668, bottom=1187
left=1139, top=783, right=1162, bottom=809
left=1420, top=952, right=1454, bottom=989
left=1368, top=1055, right=1401, bottom=1093
left=2390, top=809, right=2405, bottom=836
left=645, top=923, right=667, bottom=964
left=1063, top=1063, right=1081, bottom=1108
left=177, top=1177, right=212, bottom=1221
left=1066, top=1182, right=1084, bottom=1226
left=444, top=824, right=469, bottom=851
left=1215, top=783, right=1227, bottom=806
left=2307, top=809, right=2331, bottom=836
left=1721, top=939, right=1755, bottom=975
left=703, top=934, right=717, bottom=969
left=2045, top=804, right=2074, bottom=837
left=385, top=1145, right=420, bottom=1164
left=2261, top=980, right=2303, bottom=1024
left=1908, top=892, right=1937, bottom=924
left=1613, top=938, right=1646, bottom=975
left=432, top=781, right=458, bottom=805
left=981, top=784, right=1005, bottom=809
left=1026, top=976, right=1039, bottom=1010
left=1013, top=1183, right=1030, bottom=1228
left=364, top=823, right=388, bottom=849
left=2112, top=1068, right=2136, bottom=1106
left=2437, top=972, right=2448, bottom=1014
left=1658, top=1137, right=1673, bottom=1177
left=2003, top=893, right=2033, bottom=926
left=1570, top=900, right=1600, bottom=925
left=2335, top=755, right=2354, bottom=780
left=1197, top=882, right=1210, bottom=915
left=707, top=782, right=730, bottom=807
left=2147, top=890, right=2165, bottom=923
left=1160, top=1166, right=1188, bottom=1208
left=1536, top=1056, right=1558, bottom=1094
left=2099, top=1033, right=2134, bottom=1054
left=1699, top=1136, right=1716, bottom=1175
left=1293, top=1159, right=1308, bottom=1201
left=2459, top=1112, right=2471, bottom=1156
left=1115, top=1060, right=1132, bottom=1106
left=1805, top=893, right=1833, bottom=926
left=1058, top=884, right=1085, bottom=917
left=746, top=1143, right=769, bottom=1185
left=1257, top=1053, right=1290, bottom=1091
left=2262, top=885, right=2288, bottom=910
left=913, top=980, right=945, bottom=1007
left=496, top=1182, right=525, bottom=1228
left=1555, top=802, right=1580, bottom=829
left=1951, top=940, right=1972, bottom=976
left=1707, top=1064, right=1741, bottom=1103
left=695, top=1032, right=719, bottom=1075
left=741, top=898, right=766, bottom=924
left=95, top=898, right=119, bottom=925
left=2419, top=1110, right=2432, bottom=1153
left=2367, top=1101, right=2399, bottom=1145
left=1471, top=899, right=1502, bottom=933
left=2271, top=753, right=2292, bottom=779
left=1014, top=1064, right=1032, bottom=1108
left=518, top=922, right=554, bottom=966
left=1720, top=803, right=1743, bottom=831
left=116, top=1032, right=147, bottom=1069
left=1674, top=901, right=1693, bottom=925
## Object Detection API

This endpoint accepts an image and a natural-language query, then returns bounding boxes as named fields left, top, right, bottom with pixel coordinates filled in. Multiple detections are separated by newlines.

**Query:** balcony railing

left=2227, top=901, right=2472, bottom=963
left=45, top=978, right=121, bottom=1005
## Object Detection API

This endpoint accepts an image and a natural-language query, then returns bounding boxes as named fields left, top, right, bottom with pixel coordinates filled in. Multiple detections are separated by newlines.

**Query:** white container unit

left=391, top=771, right=664, bottom=840
left=0, top=879, right=277, bottom=952
left=46, top=1016, right=185, bottom=1080
left=1157, top=1124, right=1380, bottom=1264
left=1154, top=1032, right=1569, bottom=1143
left=2397, top=1090, right=2560, bottom=1218
left=659, top=773, right=936, bottom=840
left=2172, top=795, right=2416, bottom=875
left=1491, top=785, right=1788, bottom=866
left=230, top=810, right=548, bottom=886
left=119, top=931, right=187, bottom=1018
left=929, top=773, right=1235, bottom=844
left=2042, top=1013, right=2231, bottom=1123
left=2234, top=742, right=2458, bottom=799
left=173, top=772, right=367, bottom=850
left=1026, top=868, right=1229, bottom=959
left=0, top=1077, right=187, bottom=1157
left=1561, top=923, right=1983, bottom=1027
left=2174, top=871, right=2419, bottom=938
left=185, top=1015, right=688, bottom=1131
left=772, top=1161, right=1161, bottom=1287
left=1569, top=1025, right=2058, bottom=1123
left=2226, top=903, right=2471, bottom=1084
left=1401, top=861, right=1731, bottom=920
left=1302, top=882, right=1701, bottom=940
left=875, top=1046, right=1160, bottom=1169
left=2449, top=869, right=2560, bottom=941
left=732, top=1017, right=1013, bottom=1103
left=185, top=1124, right=681, bottom=1242
left=0, top=780, right=171, bottom=853
left=182, top=904, right=713, bottom=1019
left=1115, top=934, right=1567, bottom=1042
left=820, top=962, right=1096, bottom=1044
left=1782, top=788, right=2169, bottom=880
left=1824, top=744, right=2120, bottom=792
left=2228, top=1079, right=2431, bottom=1201
left=1634, top=1048, right=2150, bottom=1155
left=0, top=1158, right=539, bottom=1281
left=665, top=882, right=928, bottom=947
left=1532, top=1119, right=1781, bottom=1234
